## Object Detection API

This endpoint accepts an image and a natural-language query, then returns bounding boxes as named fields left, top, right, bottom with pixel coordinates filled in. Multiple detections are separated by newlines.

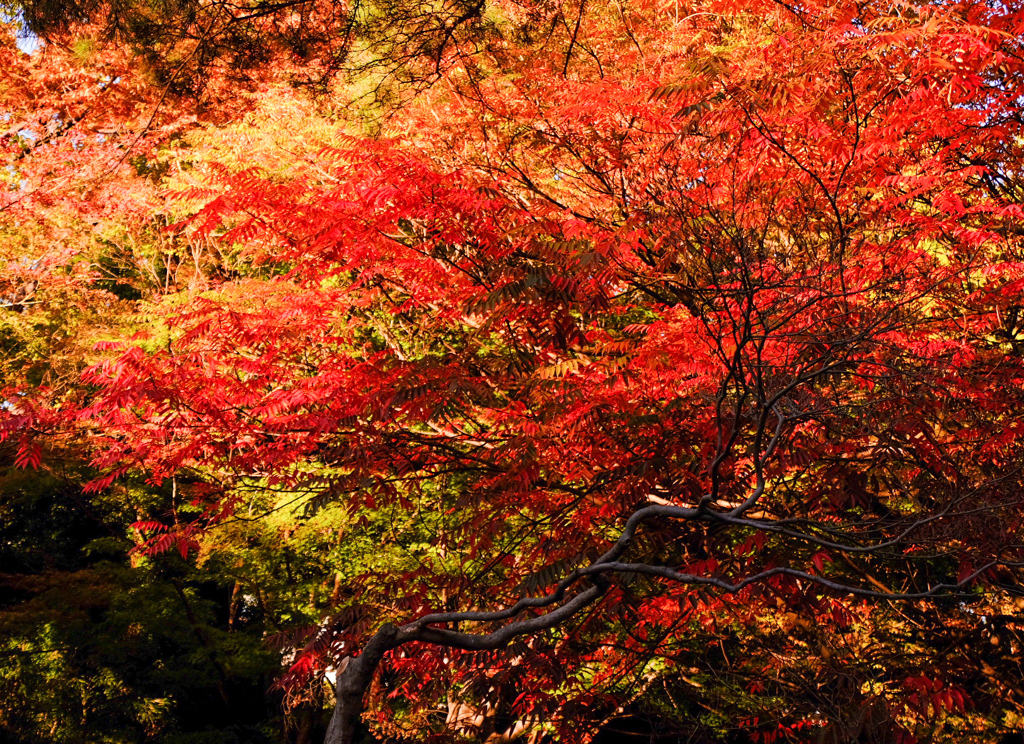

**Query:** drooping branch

left=323, top=499, right=1009, bottom=744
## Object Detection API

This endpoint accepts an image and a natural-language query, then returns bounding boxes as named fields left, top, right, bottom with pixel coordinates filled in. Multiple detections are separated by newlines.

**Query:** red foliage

left=13, top=0, right=1024, bottom=739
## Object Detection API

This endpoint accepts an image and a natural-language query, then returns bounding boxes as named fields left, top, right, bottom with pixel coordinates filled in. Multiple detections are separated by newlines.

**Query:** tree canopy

left=3, top=0, right=1024, bottom=742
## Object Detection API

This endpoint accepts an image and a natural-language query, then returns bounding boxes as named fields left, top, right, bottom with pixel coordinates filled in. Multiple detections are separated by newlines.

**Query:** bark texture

left=324, top=624, right=400, bottom=744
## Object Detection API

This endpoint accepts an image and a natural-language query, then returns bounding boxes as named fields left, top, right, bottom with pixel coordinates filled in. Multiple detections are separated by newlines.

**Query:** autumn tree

left=6, top=0, right=1024, bottom=742
left=0, top=19, right=339, bottom=743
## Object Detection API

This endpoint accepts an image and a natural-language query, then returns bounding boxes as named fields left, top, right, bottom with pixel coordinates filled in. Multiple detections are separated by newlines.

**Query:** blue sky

left=2, top=11, right=42, bottom=53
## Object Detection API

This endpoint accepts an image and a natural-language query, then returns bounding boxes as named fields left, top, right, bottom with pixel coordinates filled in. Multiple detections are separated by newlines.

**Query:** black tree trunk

left=324, top=624, right=399, bottom=744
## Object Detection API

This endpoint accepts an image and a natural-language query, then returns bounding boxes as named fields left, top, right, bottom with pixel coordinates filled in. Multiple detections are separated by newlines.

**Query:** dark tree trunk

left=324, top=624, right=399, bottom=744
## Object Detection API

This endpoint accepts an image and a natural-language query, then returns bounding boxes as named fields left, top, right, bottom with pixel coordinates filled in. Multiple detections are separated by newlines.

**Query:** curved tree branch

left=324, top=498, right=1006, bottom=744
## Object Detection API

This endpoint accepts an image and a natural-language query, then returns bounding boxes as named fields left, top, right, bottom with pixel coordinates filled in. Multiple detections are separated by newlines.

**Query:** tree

left=8, top=0, right=1024, bottom=741
left=0, top=23, right=321, bottom=743
left=6, top=0, right=512, bottom=101
left=0, top=462, right=293, bottom=744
